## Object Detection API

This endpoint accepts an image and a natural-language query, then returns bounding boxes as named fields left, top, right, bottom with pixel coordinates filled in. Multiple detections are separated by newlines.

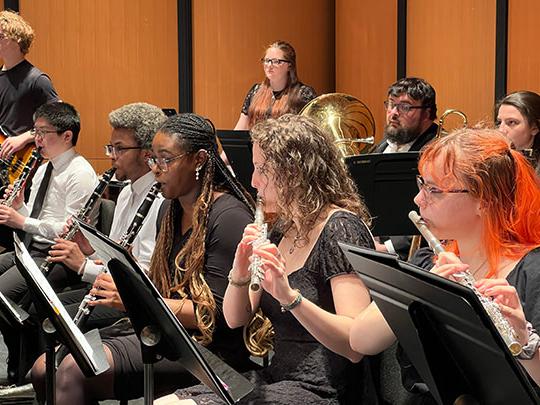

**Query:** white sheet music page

left=13, top=234, right=96, bottom=365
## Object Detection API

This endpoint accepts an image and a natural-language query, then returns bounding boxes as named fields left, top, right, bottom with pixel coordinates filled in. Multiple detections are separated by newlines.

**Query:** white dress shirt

left=20, top=148, right=98, bottom=245
left=383, top=140, right=415, bottom=153
left=82, top=171, right=163, bottom=283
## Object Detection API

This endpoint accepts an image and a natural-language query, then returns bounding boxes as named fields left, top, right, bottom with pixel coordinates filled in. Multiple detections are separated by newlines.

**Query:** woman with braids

left=30, top=113, right=255, bottom=404
left=234, top=40, right=316, bottom=130
left=156, top=114, right=378, bottom=405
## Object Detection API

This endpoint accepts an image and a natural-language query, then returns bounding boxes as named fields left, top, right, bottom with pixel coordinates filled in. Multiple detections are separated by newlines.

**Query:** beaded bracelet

left=280, top=289, right=303, bottom=312
left=227, top=269, right=250, bottom=288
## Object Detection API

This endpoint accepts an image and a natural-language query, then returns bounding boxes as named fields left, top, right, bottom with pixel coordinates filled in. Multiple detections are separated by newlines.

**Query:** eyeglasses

left=416, top=175, right=469, bottom=201
left=261, top=58, right=290, bottom=67
left=31, top=128, right=61, bottom=138
left=104, top=144, right=142, bottom=157
left=146, top=152, right=187, bottom=172
left=384, top=100, right=429, bottom=114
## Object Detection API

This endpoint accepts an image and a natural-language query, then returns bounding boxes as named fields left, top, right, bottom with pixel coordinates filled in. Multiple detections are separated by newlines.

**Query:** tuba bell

left=300, top=93, right=375, bottom=157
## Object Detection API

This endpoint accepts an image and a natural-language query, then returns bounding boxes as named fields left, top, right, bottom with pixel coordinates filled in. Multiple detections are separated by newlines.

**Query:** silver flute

left=408, top=210, right=522, bottom=356
left=249, top=195, right=267, bottom=291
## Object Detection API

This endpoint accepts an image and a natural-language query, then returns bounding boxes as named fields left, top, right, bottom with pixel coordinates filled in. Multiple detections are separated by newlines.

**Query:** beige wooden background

left=1, top=0, right=538, bottom=170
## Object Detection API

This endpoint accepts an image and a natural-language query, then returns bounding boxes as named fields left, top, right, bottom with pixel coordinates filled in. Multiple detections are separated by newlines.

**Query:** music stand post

left=12, top=233, right=110, bottom=404
left=74, top=220, right=253, bottom=404
left=0, top=291, right=31, bottom=385
left=339, top=242, right=540, bottom=405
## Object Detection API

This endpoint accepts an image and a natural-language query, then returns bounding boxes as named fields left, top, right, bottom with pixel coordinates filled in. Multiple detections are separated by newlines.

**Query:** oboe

left=39, top=167, right=117, bottom=275
left=1, top=148, right=42, bottom=207
left=72, top=182, right=161, bottom=326
left=408, top=210, right=522, bottom=356
left=249, top=195, right=267, bottom=291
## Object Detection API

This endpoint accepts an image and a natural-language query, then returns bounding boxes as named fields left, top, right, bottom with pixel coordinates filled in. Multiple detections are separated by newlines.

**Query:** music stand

left=345, top=152, right=419, bottom=236
left=217, top=130, right=256, bottom=197
left=75, top=219, right=254, bottom=405
left=13, top=234, right=109, bottom=404
left=339, top=242, right=539, bottom=404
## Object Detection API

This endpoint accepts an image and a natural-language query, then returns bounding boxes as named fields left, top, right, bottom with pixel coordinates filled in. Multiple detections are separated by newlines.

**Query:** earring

left=195, top=167, right=201, bottom=181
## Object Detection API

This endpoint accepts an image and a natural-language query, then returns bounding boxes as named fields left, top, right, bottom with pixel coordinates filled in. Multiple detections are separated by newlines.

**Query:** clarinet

left=1, top=148, right=42, bottom=207
left=39, top=167, right=117, bottom=275
left=72, top=182, right=161, bottom=327
left=408, top=210, right=523, bottom=356
left=249, top=195, right=267, bottom=291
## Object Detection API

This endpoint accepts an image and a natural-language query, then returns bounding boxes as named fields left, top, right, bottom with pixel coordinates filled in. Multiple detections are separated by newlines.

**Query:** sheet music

left=13, top=234, right=97, bottom=368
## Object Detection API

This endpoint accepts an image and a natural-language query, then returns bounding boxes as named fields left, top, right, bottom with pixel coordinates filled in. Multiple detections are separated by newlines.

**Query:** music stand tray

left=339, top=242, right=539, bottom=405
left=345, top=152, right=419, bottom=236
left=75, top=219, right=254, bottom=404
left=217, top=130, right=256, bottom=197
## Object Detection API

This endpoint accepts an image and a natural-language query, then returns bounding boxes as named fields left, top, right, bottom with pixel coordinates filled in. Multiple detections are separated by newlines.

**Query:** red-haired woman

left=349, top=127, right=540, bottom=400
left=234, top=41, right=316, bottom=130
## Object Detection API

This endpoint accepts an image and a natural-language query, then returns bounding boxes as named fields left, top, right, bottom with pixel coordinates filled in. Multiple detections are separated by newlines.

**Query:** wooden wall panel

left=335, top=0, right=396, bottom=142
left=407, top=0, right=496, bottom=126
left=192, top=0, right=335, bottom=130
left=19, top=0, right=178, bottom=172
left=507, top=0, right=540, bottom=94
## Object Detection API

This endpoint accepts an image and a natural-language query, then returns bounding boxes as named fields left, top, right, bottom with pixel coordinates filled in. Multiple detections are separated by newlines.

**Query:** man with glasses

left=374, top=77, right=438, bottom=260
left=0, top=101, right=97, bottom=383
left=46, top=103, right=165, bottom=330
left=374, top=77, right=438, bottom=153
left=0, top=10, right=59, bottom=160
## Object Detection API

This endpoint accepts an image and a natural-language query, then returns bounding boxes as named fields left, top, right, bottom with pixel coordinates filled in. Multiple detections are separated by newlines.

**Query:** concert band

left=0, top=8, right=539, bottom=405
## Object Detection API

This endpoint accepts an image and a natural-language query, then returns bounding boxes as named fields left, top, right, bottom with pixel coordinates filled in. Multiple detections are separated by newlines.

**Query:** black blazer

left=373, top=122, right=439, bottom=153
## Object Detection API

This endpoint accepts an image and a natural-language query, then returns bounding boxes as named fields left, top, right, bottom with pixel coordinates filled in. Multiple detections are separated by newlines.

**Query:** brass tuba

left=435, top=108, right=468, bottom=139
left=300, top=93, right=375, bottom=157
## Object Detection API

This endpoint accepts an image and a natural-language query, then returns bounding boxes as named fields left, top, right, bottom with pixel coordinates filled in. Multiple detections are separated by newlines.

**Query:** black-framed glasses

left=416, top=175, right=469, bottom=200
left=384, top=100, right=429, bottom=114
left=260, top=58, right=290, bottom=67
left=31, top=127, right=61, bottom=138
left=146, top=152, right=187, bottom=172
left=104, top=144, right=142, bottom=157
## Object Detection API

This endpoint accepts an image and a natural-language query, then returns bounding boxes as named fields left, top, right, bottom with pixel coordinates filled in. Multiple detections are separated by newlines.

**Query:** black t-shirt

left=0, top=59, right=59, bottom=136
left=240, top=82, right=316, bottom=117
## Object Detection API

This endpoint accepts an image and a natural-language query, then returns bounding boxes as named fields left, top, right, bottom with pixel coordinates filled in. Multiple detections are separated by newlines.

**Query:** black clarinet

left=39, top=167, right=117, bottom=275
left=72, top=182, right=161, bottom=327
left=55, top=182, right=161, bottom=365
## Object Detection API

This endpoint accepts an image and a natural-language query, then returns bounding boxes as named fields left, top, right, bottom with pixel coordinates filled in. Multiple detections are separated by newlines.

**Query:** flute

left=408, top=210, right=522, bottom=356
left=249, top=196, right=267, bottom=291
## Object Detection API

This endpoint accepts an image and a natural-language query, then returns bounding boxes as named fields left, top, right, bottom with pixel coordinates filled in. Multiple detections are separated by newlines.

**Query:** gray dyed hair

left=108, top=102, right=166, bottom=149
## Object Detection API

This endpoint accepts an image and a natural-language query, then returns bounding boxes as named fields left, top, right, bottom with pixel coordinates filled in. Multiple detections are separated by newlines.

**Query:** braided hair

left=149, top=113, right=254, bottom=345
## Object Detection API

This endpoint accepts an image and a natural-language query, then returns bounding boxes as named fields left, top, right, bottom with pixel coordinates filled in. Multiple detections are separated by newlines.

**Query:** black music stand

left=0, top=291, right=31, bottom=385
left=13, top=234, right=109, bottom=405
left=75, top=219, right=254, bottom=405
left=345, top=152, right=419, bottom=236
left=339, top=242, right=540, bottom=405
left=217, top=130, right=256, bottom=197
